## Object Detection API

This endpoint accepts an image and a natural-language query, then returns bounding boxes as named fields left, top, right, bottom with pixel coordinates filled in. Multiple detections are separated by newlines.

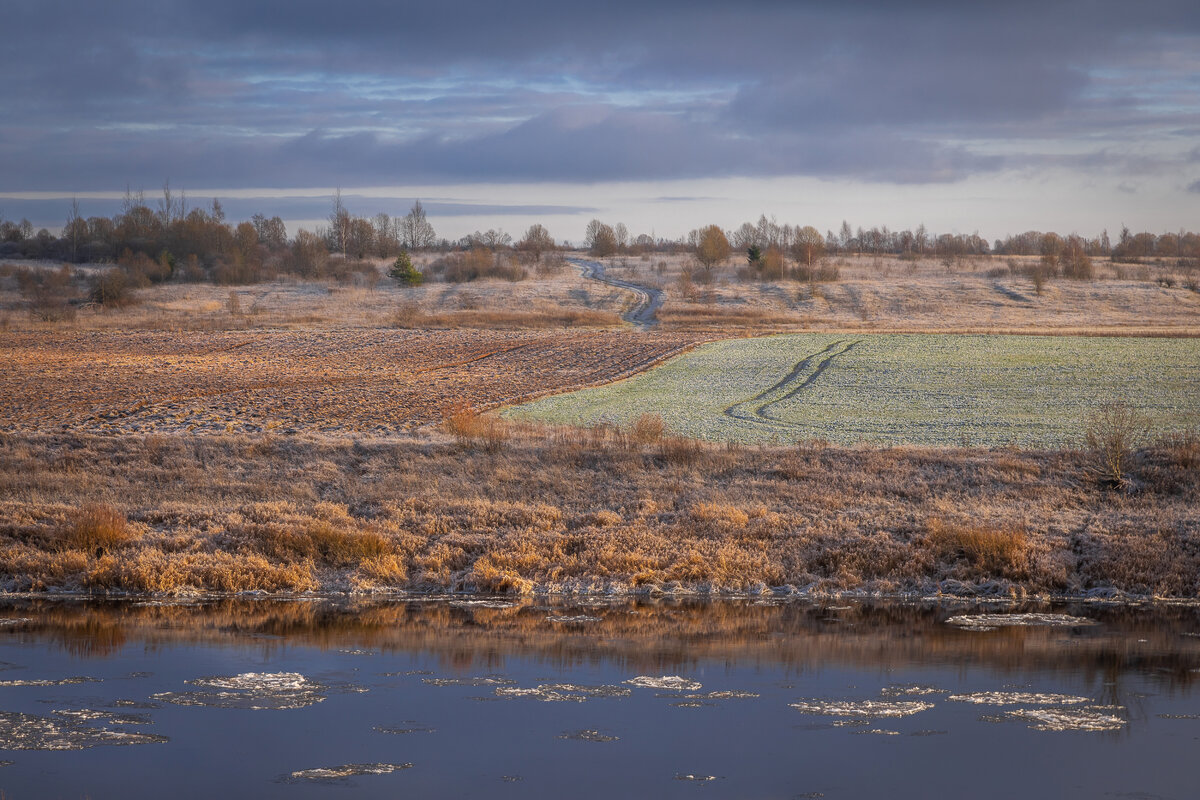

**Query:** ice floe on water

left=985, top=706, right=1127, bottom=732
left=0, top=676, right=100, bottom=687
left=496, top=683, right=631, bottom=702
left=945, top=613, right=1098, bottom=631
left=674, top=774, right=721, bottom=782
left=949, top=691, right=1090, bottom=706
left=153, top=672, right=333, bottom=710
left=546, top=615, right=603, bottom=623
left=1156, top=713, right=1200, bottom=720
left=449, top=600, right=518, bottom=609
left=624, top=676, right=702, bottom=691
left=789, top=699, right=935, bottom=717
left=0, top=619, right=30, bottom=627
left=287, top=763, right=412, bottom=783
left=52, top=709, right=152, bottom=726
left=657, top=690, right=760, bottom=700
left=423, top=676, right=514, bottom=687
left=375, top=723, right=435, bottom=734
left=559, top=729, right=619, bottom=742
left=670, top=701, right=715, bottom=708
left=880, top=685, right=948, bottom=698
left=0, top=711, right=167, bottom=750
left=851, top=729, right=900, bottom=736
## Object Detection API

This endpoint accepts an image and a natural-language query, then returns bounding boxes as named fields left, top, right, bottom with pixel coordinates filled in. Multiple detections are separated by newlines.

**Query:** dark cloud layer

left=1, top=0, right=1198, bottom=193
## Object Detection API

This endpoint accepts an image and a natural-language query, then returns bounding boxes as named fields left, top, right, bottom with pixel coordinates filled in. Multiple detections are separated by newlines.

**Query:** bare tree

left=694, top=225, right=730, bottom=273
left=330, top=188, right=349, bottom=259
left=585, top=219, right=617, bottom=256
left=399, top=200, right=436, bottom=250
left=792, top=225, right=825, bottom=267
left=517, top=223, right=555, bottom=261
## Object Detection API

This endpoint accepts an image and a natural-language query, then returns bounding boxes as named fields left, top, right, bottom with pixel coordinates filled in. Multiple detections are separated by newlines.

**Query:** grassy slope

left=1, top=429, right=1196, bottom=598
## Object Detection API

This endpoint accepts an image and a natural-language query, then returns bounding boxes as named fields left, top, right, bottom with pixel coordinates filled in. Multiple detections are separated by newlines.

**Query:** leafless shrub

left=390, top=300, right=428, bottom=328
left=227, top=291, right=242, bottom=316
left=1085, top=402, right=1149, bottom=488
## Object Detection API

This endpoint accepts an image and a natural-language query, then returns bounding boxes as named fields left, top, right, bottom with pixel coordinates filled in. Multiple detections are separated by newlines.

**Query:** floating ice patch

left=999, top=706, right=1126, bottom=732
left=496, top=683, right=630, bottom=702
left=909, top=730, right=949, bottom=737
left=624, top=676, right=702, bottom=691
left=852, top=729, right=900, bottom=736
left=559, top=729, right=619, bottom=742
left=0, top=619, right=30, bottom=627
left=789, top=699, right=935, bottom=717
left=153, top=672, right=330, bottom=710
left=949, top=692, right=1089, bottom=706
left=108, top=699, right=160, bottom=710
left=449, top=600, right=518, bottom=609
left=287, top=763, right=412, bottom=783
left=945, top=613, right=1098, bottom=631
left=423, top=676, right=514, bottom=687
left=375, top=723, right=435, bottom=734
left=0, top=711, right=167, bottom=750
left=0, top=760, right=11, bottom=766
left=1157, top=713, right=1200, bottom=720
left=880, top=685, right=948, bottom=698
left=0, top=676, right=100, bottom=687
left=546, top=615, right=602, bottom=623
left=338, top=649, right=376, bottom=656
left=52, top=709, right=153, bottom=726
left=670, top=701, right=714, bottom=708
left=674, top=774, right=721, bottom=782
left=657, top=690, right=760, bottom=700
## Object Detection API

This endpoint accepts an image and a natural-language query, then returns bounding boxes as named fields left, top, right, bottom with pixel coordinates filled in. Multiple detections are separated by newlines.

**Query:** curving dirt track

left=570, top=259, right=664, bottom=328
left=0, top=328, right=700, bottom=436
left=724, top=339, right=862, bottom=428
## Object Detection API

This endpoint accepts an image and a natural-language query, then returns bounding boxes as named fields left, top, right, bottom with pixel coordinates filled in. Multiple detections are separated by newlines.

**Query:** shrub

left=390, top=301, right=427, bottom=328
left=61, top=504, right=136, bottom=553
left=388, top=251, right=423, bottom=285
left=88, top=268, right=135, bottom=307
left=1085, top=402, right=1148, bottom=488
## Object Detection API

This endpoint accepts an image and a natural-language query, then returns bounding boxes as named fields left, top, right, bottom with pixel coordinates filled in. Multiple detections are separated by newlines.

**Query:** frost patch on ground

left=496, top=683, right=631, bottom=702
left=0, top=711, right=167, bottom=750
left=154, top=672, right=331, bottom=710
left=546, top=615, right=602, bottom=623
left=789, top=699, right=935, bottom=717
left=0, top=676, right=100, bottom=687
left=949, top=691, right=1090, bottom=706
left=992, top=706, right=1127, bottom=732
left=559, top=729, right=619, bottom=742
left=287, top=763, right=412, bottom=782
left=945, top=613, right=1098, bottom=631
left=625, top=676, right=703, bottom=691
left=423, top=676, right=514, bottom=687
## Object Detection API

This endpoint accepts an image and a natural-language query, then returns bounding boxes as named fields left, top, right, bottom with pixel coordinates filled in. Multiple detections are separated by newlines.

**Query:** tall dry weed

left=61, top=504, right=136, bottom=553
left=926, top=518, right=1028, bottom=579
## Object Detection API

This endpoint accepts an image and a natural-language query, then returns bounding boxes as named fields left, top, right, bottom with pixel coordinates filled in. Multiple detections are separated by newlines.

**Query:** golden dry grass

left=0, top=428, right=1195, bottom=597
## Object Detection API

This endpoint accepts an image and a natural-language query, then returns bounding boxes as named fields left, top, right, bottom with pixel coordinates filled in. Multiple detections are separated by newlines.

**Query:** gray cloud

left=1, top=0, right=1198, bottom=195
left=1188, top=180, right=1200, bottom=194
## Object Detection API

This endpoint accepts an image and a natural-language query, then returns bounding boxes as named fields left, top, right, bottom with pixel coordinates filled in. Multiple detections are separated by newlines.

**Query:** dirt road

left=570, top=258, right=663, bottom=328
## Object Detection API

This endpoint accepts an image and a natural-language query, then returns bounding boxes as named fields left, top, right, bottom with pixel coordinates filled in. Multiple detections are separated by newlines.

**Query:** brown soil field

left=0, top=429, right=1196, bottom=597
left=0, top=329, right=701, bottom=435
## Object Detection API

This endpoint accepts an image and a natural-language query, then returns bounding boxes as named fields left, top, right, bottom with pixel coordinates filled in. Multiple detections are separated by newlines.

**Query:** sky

left=1, top=0, right=1198, bottom=243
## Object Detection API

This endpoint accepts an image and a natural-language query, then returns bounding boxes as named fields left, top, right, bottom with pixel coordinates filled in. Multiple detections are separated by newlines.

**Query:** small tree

left=388, top=251, right=423, bottom=285
left=695, top=225, right=730, bottom=273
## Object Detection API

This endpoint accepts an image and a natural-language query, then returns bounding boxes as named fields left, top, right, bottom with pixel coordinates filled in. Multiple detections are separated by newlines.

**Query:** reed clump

left=60, top=504, right=137, bottom=553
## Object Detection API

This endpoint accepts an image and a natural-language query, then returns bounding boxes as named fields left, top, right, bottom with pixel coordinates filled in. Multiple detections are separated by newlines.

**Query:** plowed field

left=0, top=330, right=700, bottom=436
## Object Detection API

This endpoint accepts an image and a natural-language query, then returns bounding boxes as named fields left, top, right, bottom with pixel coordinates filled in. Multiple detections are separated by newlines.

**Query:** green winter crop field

left=503, top=333, right=1200, bottom=447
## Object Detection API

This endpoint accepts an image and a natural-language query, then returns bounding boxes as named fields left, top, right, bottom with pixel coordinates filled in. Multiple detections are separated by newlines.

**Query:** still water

left=0, top=597, right=1198, bottom=799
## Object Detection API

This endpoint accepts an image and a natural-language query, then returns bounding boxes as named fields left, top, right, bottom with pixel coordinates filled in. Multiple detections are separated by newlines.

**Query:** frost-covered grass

left=503, top=333, right=1200, bottom=447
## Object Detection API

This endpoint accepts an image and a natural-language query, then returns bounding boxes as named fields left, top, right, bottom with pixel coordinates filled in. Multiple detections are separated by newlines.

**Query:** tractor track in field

left=724, top=339, right=861, bottom=428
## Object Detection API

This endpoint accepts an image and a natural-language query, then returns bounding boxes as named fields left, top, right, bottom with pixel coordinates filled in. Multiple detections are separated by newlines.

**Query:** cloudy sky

left=2, top=0, right=1198, bottom=242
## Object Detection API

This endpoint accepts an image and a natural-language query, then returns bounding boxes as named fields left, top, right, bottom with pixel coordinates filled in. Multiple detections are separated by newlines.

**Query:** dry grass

left=0, top=429, right=1195, bottom=597
left=441, top=400, right=510, bottom=452
left=60, top=504, right=136, bottom=553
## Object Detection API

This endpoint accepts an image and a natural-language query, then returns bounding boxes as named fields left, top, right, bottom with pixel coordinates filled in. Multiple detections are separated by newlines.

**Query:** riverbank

left=1, top=428, right=1196, bottom=598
